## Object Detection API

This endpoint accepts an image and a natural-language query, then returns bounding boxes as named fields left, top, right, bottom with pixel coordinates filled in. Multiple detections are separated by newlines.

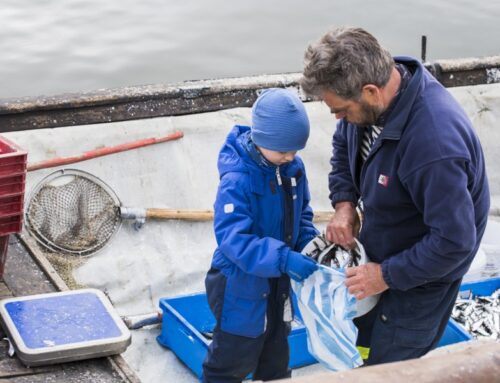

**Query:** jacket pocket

left=220, top=274, right=269, bottom=338
left=226, top=270, right=270, bottom=299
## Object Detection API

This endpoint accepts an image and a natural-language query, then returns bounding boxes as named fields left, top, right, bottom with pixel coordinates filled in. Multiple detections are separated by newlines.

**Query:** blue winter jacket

left=329, top=57, right=490, bottom=291
left=210, top=125, right=318, bottom=337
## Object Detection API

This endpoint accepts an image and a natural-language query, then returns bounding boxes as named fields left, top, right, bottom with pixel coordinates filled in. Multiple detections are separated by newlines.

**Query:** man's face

left=321, top=89, right=383, bottom=126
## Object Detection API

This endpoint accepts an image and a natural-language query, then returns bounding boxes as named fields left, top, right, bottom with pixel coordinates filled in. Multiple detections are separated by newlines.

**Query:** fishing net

left=26, top=169, right=121, bottom=256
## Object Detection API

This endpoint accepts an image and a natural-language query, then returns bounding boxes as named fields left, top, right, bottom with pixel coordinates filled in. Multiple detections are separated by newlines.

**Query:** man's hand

left=345, top=262, right=388, bottom=300
left=326, top=201, right=360, bottom=249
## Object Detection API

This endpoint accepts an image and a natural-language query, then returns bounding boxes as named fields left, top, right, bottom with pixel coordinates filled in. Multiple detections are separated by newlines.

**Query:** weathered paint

left=0, top=56, right=499, bottom=133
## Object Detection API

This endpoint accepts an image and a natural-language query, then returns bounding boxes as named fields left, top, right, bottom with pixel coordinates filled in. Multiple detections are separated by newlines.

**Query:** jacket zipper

left=275, top=165, right=282, bottom=186
left=276, top=165, right=285, bottom=243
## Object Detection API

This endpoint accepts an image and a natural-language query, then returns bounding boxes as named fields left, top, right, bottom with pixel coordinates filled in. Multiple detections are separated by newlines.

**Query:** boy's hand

left=283, top=251, right=318, bottom=282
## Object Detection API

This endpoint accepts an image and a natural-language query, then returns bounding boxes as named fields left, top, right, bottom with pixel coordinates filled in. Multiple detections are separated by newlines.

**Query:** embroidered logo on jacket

left=378, top=174, right=389, bottom=187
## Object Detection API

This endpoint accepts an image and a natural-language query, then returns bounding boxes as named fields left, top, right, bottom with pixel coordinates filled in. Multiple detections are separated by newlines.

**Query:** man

left=300, top=27, right=490, bottom=365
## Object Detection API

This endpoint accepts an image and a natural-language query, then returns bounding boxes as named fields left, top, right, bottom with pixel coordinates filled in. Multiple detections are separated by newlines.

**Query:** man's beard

left=356, top=100, right=384, bottom=126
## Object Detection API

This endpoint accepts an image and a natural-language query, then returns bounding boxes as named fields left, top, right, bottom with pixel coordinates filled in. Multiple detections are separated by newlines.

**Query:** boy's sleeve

left=214, top=172, right=289, bottom=278
left=295, top=174, right=319, bottom=252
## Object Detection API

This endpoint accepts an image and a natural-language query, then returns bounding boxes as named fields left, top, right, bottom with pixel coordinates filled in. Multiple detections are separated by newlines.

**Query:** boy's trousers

left=202, top=272, right=291, bottom=383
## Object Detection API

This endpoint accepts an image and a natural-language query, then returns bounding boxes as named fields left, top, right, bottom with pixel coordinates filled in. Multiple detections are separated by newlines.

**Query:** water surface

left=1, top=0, right=498, bottom=98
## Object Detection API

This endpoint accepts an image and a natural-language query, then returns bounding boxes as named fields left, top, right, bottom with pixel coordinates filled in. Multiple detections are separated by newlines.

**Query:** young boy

left=203, top=88, right=319, bottom=382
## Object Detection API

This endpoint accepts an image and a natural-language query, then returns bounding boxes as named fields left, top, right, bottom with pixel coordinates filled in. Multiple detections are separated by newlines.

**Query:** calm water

left=1, top=0, right=499, bottom=99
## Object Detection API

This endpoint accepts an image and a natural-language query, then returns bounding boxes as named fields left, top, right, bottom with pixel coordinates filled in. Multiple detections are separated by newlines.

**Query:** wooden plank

left=0, top=280, right=12, bottom=300
left=17, top=232, right=70, bottom=292
left=0, top=55, right=499, bottom=132
left=430, top=55, right=500, bottom=87
left=107, top=355, right=143, bottom=383
left=0, top=339, right=59, bottom=378
left=282, top=340, right=500, bottom=383
left=2, top=235, right=56, bottom=296
left=0, top=74, right=300, bottom=132
left=0, top=353, right=126, bottom=382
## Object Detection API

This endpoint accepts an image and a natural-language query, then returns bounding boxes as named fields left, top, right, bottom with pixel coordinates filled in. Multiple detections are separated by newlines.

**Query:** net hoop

left=25, top=169, right=122, bottom=256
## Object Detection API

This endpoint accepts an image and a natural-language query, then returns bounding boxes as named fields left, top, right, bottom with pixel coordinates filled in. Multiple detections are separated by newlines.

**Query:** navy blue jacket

left=329, top=56, right=490, bottom=291
left=210, top=125, right=318, bottom=337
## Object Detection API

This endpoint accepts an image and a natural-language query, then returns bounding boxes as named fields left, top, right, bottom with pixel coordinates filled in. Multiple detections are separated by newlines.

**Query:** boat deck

left=0, top=57, right=499, bottom=382
left=0, top=235, right=138, bottom=383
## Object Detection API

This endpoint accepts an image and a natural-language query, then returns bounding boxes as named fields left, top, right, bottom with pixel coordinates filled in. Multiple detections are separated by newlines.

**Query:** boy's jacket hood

left=217, top=125, right=302, bottom=179
left=217, top=125, right=251, bottom=178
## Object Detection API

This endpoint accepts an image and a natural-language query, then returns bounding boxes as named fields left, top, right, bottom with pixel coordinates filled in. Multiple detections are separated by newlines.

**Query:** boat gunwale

left=0, top=55, right=499, bottom=133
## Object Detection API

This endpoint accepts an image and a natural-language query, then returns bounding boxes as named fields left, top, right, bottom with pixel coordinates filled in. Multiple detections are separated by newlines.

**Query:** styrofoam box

left=0, top=289, right=131, bottom=366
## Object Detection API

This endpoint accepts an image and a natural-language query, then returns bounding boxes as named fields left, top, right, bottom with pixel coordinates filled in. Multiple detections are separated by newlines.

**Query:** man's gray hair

left=300, top=27, right=394, bottom=100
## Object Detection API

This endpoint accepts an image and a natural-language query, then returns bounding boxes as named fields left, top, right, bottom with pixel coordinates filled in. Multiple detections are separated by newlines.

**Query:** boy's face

left=257, top=146, right=297, bottom=166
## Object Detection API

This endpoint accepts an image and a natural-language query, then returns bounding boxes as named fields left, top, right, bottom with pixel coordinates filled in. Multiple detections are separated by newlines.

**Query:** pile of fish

left=303, top=234, right=362, bottom=268
left=451, top=289, right=500, bottom=340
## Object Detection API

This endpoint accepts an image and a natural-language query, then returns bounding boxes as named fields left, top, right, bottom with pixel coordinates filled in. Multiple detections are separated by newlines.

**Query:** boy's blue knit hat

left=251, top=88, right=310, bottom=152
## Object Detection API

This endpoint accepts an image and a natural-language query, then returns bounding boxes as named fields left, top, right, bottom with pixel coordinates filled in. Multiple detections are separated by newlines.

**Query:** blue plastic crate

left=438, top=318, right=471, bottom=346
left=157, top=293, right=315, bottom=379
left=157, top=283, right=487, bottom=379
left=460, top=276, right=500, bottom=297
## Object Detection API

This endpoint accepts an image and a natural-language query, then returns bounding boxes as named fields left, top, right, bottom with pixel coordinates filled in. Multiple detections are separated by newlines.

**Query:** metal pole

left=421, top=35, right=427, bottom=62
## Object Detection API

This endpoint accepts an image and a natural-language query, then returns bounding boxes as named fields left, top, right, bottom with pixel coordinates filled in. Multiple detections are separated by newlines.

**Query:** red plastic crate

left=0, top=214, right=23, bottom=236
left=0, top=137, right=28, bottom=179
left=0, top=137, right=26, bottom=277
left=0, top=173, right=26, bottom=197
left=0, top=194, right=24, bottom=217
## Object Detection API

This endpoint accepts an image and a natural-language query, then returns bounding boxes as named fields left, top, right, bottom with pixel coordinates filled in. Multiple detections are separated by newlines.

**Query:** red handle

left=27, top=131, right=184, bottom=171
